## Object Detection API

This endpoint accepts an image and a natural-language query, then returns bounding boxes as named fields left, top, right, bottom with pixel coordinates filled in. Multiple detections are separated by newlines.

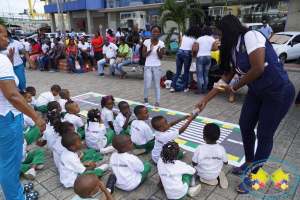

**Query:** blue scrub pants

left=13, top=63, right=26, bottom=90
left=0, top=112, right=25, bottom=200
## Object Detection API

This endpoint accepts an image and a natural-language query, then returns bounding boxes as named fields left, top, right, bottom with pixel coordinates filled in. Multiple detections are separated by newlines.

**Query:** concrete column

left=67, top=11, right=74, bottom=31
left=285, top=0, right=300, bottom=31
left=87, top=10, right=94, bottom=34
left=107, top=12, right=117, bottom=33
left=49, top=13, right=56, bottom=32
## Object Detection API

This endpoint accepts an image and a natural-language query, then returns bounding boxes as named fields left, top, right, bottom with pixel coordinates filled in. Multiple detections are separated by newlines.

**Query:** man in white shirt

left=97, top=37, right=118, bottom=77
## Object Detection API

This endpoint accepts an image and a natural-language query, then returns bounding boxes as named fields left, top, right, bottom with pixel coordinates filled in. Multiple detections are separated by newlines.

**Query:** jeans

left=67, top=55, right=83, bottom=70
left=296, top=90, right=300, bottom=104
left=143, top=66, right=162, bottom=103
left=81, top=52, right=94, bottom=66
left=239, top=81, right=295, bottom=173
left=42, top=55, right=50, bottom=69
left=113, top=58, right=131, bottom=76
left=97, top=58, right=115, bottom=75
left=14, top=63, right=26, bottom=90
left=196, top=56, right=211, bottom=92
left=50, top=54, right=65, bottom=70
left=37, top=56, right=44, bottom=68
left=172, top=50, right=192, bottom=89
left=0, top=112, right=24, bottom=200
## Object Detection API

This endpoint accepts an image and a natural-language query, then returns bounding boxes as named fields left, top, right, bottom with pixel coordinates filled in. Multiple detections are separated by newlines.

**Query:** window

left=293, top=35, right=300, bottom=43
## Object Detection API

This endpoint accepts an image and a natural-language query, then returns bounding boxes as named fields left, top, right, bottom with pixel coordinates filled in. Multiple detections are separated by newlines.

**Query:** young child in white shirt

left=157, top=141, right=201, bottom=199
left=64, top=101, right=86, bottom=139
left=21, top=136, right=45, bottom=180
left=20, top=90, right=43, bottom=144
left=85, top=108, right=115, bottom=152
left=130, top=105, right=154, bottom=155
left=58, top=89, right=71, bottom=117
left=151, top=113, right=198, bottom=164
left=114, top=101, right=134, bottom=135
left=59, top=132, right=108, bottom=188
left=192, top=123, right=228, bottom=188
left=101, top=95, right=118, bottom=131
left=25, top=86, right=36, bottom=109
left=110, top=134, right=152, bottom=191
left=35, top=84, right=61, bottom=114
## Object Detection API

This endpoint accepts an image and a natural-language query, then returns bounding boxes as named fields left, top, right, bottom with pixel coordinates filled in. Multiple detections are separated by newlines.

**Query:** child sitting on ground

left=110, top=134, right=152, bottom=191
left=192, top=123, right=228, bottom=188
left=151, top=113, right=198, bottom=164
left=157, top=141, right=201, bottom=199
left=21, top=136, right=45, bottom=180
left=114, top=101, right=134, bottom=135
left=64, top=101, right=85, bottom=139
left=130, top=105, right=154, bottom=155
left=25, top=86, right=36, bottom=109
left=58, top=89, right=71, bottom=116
left=72, top=173, right=116, bottom=200
left=85, top=108, right=115, bottom=151
left=59, top=132, right=108, bottom=188
left=101, top=95, right=118, bottom=131
left=20, top=91, right=43, bottom=144
left=35, top=84, right=61, bottom=114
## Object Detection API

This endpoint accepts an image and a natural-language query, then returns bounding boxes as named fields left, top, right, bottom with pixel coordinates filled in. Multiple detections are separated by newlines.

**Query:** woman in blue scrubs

left=195, top=15, right=295, bottom=194
left=0, top=24, right=46, bottom=200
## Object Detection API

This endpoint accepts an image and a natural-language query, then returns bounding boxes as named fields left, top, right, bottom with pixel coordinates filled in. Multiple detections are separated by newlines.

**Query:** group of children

left=20, top=85, right=229, bottom=200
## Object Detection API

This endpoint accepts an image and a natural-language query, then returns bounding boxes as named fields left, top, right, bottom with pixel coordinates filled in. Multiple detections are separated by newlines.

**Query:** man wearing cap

left=141, top=23, right=152, bottom=41
left=260, top=21, right=273, bottom=40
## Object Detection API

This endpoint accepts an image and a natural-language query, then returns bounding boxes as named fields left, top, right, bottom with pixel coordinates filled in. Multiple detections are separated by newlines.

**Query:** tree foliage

left=0, top=17, right=7, bottom=28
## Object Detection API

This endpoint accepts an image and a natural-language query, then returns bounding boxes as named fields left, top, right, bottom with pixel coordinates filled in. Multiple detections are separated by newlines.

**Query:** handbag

left=114, top=45, right=126, bottom=65
left=69, top=52, right=75, bottom=59
left=75, top=61, right=80, bottom=69
left=190, top=62, right=196, bottom=72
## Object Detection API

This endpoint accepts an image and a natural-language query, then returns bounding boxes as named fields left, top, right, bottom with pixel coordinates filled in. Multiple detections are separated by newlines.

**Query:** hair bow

left=104, top=95, right=112, bottom=99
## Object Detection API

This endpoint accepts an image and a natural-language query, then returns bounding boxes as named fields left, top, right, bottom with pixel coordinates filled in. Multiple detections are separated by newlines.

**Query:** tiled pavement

left=0, top=60, right=300, bottom=200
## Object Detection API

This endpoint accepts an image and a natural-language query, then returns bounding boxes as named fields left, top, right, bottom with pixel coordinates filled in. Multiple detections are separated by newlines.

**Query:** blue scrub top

left=141, top=30, right=152, bottom=37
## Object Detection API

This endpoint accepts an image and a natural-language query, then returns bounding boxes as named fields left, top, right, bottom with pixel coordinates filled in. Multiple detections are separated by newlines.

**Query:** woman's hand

left=150, top=44, right=154, bottom=51
left=219, top=85, right=230, bottom=94
left=156, top=46, right=161, bottom=53
left=195, top=101, right=206, bottom=112
left=33, top=115, right=46, bottom=133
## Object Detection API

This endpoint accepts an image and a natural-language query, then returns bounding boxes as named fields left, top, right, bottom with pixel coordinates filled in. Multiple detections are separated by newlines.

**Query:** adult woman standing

left=64, top=38, right=83, bottom=74
left=194, top=15, right=295, bottom=194
left=92, top=30, right=104, bottom=63
left=170, top=25, right=202, bottom=92
left=0, top=24, right=46, bottom=200
left=142, top=26, right=164, bottom=108
left=28, top=39, right=42, bottom=70
left=112, top=36, right=131, bottom=78
left=193, top=26, right=218, bottom=94
left=115, top=27, right=124, bottom=47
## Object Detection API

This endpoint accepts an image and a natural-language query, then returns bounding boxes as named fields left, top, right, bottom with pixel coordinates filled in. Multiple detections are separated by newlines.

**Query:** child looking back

left=114, top=101, right=134, bottom=135
left=101, top=95, right=118, bottom=131
left=151, top=113, right=198, bottom=164
left=25, top=86, right=36, bottom=108
left=58, top=89, right=71, bottom=115
left=110, top=134, right=152, bottom=191
left=35, top=84, right=61, bottom=114
left=130, top=105, right=154, bottom=155
left=192, top=123, right=228, bottom=188
left=59, top=132, right=109, bottom=188
left=64, top=101, right=85, bottom=139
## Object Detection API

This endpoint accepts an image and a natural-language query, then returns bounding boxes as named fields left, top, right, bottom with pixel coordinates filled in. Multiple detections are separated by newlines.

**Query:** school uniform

left=101, top=107, right=114, bottom=130
left=192, top=144, right=228, bottom=180
left=114, top=112, right=131, bottom=135
left=43, top=122, right=60, bottom=152
left=109, top=152, right=151, bottom=191
left=130, top=120, right=155, bottom=153
left=64, top=113, right=85, bottom=139
left=20, top=140, right=45, bottom=174
left=35, top=91, right=55, bottom=113
left=85, top=122, right=114, bottom=150
left=23, top=114, right=42, bottom=145
left=59, top=149, right=104, bottom=188
left=157, top=158, right=196, bottom=199
left=72, top=196, right=93, bottom=200
left=152, top=130, right=183, bottom=164
left=30, top=98, right=36, bottom=109
left=58, top=98, right=67, bottom=115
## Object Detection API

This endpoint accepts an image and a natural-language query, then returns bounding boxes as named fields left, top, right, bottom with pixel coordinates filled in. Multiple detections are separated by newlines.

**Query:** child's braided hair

left=160, top=141, right=179, bottom=164
left=86, top=108, right=101, bottom=131
left=100, top=95, right=115, bottom=108
left=46, top=110, right=62, bottom=126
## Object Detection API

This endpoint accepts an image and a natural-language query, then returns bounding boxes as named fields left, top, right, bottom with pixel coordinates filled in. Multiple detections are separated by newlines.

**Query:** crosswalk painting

left=73, top=92, right=248, bottom=167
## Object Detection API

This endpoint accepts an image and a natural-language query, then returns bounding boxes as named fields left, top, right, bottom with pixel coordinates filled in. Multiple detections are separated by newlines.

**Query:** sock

left=190, top=177, right=195, bottom=182
left=107, top=188, right=111, bottom=193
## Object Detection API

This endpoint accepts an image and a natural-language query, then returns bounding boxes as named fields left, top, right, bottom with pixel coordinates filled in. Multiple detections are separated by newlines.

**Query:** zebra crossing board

left=73, top=92, right=247, bottom=167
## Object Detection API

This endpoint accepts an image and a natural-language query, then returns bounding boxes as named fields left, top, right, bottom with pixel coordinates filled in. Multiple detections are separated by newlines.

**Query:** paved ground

left=0, top=60, right=300, bottom=200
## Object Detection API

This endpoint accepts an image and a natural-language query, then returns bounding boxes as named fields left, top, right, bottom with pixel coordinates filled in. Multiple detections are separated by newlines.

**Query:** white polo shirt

left=22, top=41, right=31, bottom=52
left=58, top=98, right=67, bottom=112
left=130, top=120, right=154, bottom=145
left=101, top=107, right=114, bottom=130
left=103, top=43, right=118, bottom=59
left=110, top=152, right=144, bottom=191
left=23, top=114, right=35, bottom=134
left=114, top=112, right=127, bottom=135
left=0, top=54, right=20, bottom=117
left=157, top=159, right=196, bottom=199
left=42, top=122, right=60, bottom=151
left=85, top=122, right=107, bottom=149
left=1, top=39, right=24, bottom=66
left=64, top=113, right=84, bottom=133
left=59, top=149, right=86, bottom=188
left=152, top=130, right=179, bottom=163
left=42, top=43, right=49, bottom=53
left=192, top=144, right=228, bottom=180
left=78, top=42, right=90, bottom=51
left=52, top=137, right=67, bottom=170
left=35, top=91, right=55, bottom=107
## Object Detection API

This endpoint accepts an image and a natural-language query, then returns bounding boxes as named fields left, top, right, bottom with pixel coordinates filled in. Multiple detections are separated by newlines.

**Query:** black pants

left=50, top=54, right=65, bottom=70
left=81, top=52, right=94, bottom=66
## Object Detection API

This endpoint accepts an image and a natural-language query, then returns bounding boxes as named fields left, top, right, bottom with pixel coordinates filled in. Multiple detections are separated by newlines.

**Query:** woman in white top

left=115, top=27, right=124, bottom=47
left=78, top=37, right=94, bottom=70
left=170, top=26, right=202, bottom=93
left=193, top=26, right=218, bottom=94
left=142, top=26, right=164, bottom=108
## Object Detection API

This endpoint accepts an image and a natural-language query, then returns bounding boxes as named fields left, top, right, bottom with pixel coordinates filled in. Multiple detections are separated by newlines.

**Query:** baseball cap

left=146, top=23, right=151, bottom=26
left=262, top=20, right=267, bottom=24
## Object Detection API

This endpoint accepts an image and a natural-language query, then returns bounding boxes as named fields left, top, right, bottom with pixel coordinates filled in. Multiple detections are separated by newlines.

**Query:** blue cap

left=262, top=20, right=267, bottom=23
left=146, top=23, right=151, bottom=26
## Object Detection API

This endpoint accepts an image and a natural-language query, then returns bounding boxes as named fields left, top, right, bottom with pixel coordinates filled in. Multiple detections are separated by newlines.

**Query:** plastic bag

left=75, top=61, right=81, bottom=69
left=190, top=62, right=196, bottom=72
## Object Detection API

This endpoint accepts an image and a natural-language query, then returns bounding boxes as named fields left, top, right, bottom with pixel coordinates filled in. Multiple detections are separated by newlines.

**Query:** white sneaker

left=100, top=146, right=114, bottom=155
left=188, top=184, right=201, bottom=197
left=24, top=168, right=37, bottom=180
left=49, top=70, right=54, bottom=73
left=36, top=164, right=44, bottom=170
left=132, top=67, right=136, bottom=72
left=170, top=87, right=175, bottom=92
left=184, top=88, right=189, bottom=92
left=96, top=164, right=109, bottom=172
left=190, top=176, right=196, bottom=187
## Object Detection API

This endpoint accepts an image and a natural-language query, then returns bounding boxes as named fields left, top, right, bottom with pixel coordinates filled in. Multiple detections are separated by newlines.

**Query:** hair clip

left=88, top=109, right=91, bottom=111
left=168, top=145, right=171, bottom=148
left=94, top=118, right=98, bottom=121
left=94, top=107, right=97, bottom=110
left=108, top=94, right=112, bottom=98
left=53, top=109, right=57, bottom=112
left=97, top=113, right=100, bottom=116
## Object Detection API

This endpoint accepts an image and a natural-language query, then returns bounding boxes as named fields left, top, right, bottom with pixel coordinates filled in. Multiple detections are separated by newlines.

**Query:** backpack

left=160, top=75, right=166, bottom=88
left=175, top=74, right=185, bottom=91
left=166, top=70, right=175, bottom=81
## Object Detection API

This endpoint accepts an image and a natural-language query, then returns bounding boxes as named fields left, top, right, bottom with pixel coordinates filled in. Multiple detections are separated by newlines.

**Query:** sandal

left=236, top=177, right=253, bottom=194
left=69, top=71, right=74, bottom=74
left=25, top=190, right=39, bottom=200
left=232, top=163, right=247, bottom=175
left=122, top=72, right=127, bottom=79
left=22, top=183, right=34, bottom=194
